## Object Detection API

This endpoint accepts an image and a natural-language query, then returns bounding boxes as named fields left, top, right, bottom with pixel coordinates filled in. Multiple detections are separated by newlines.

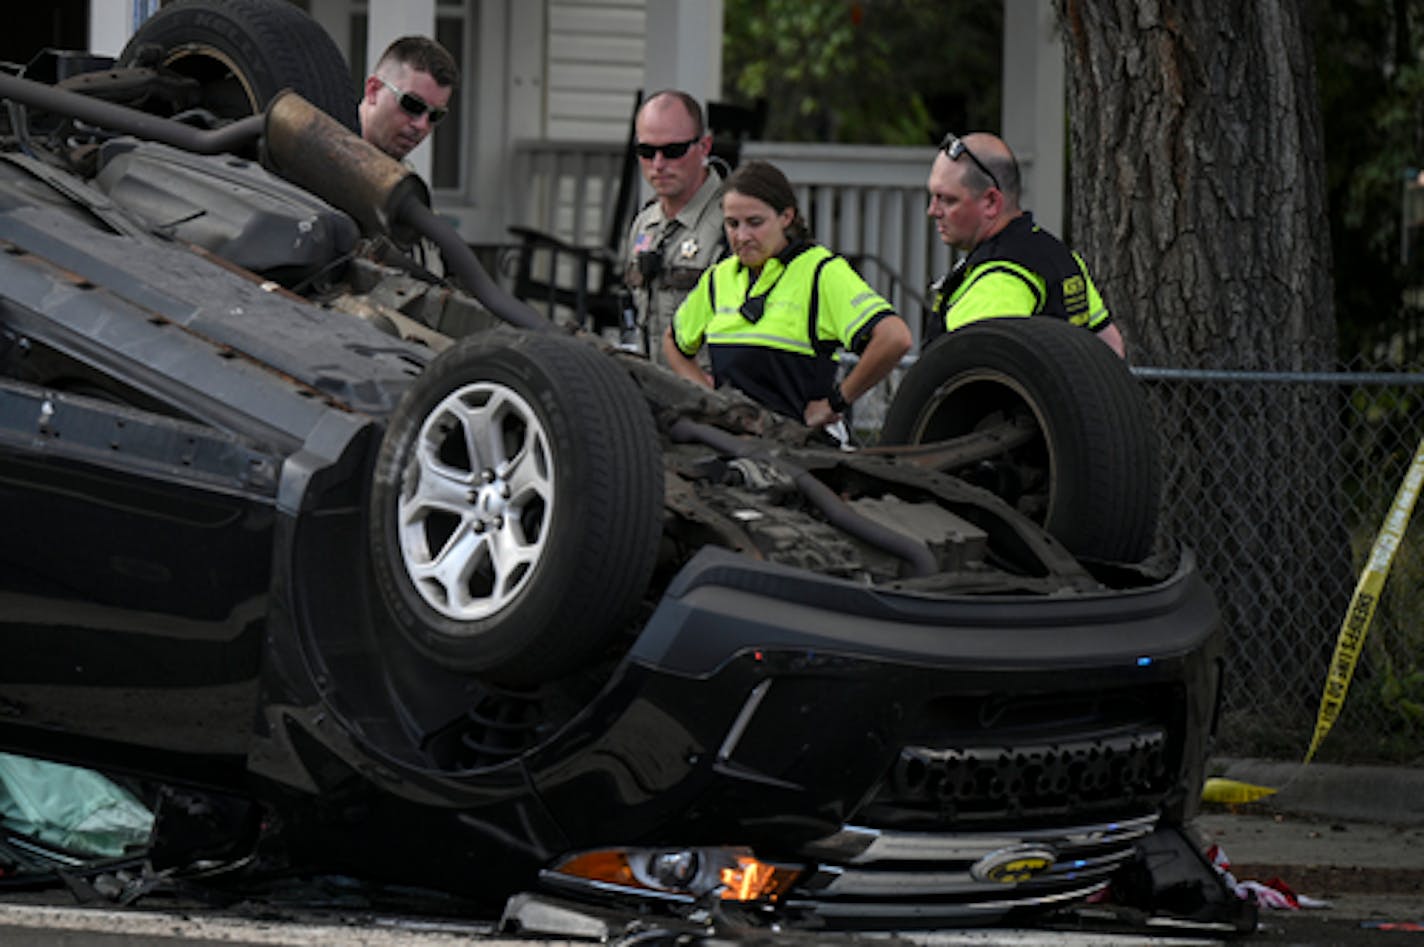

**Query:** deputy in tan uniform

left=620, top=90, right=726, bottom=364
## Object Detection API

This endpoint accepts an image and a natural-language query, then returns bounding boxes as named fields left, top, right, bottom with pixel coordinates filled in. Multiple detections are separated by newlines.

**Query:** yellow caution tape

left=1193, top=435, right=1424, bottom=802
left=1201, top=777, right=1278, bottom=805
left=1305, top=433, right=1424, bottom=763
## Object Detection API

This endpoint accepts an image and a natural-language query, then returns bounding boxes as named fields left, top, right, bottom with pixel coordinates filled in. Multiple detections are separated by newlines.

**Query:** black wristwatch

left=827, top=384, right=850, bottom=414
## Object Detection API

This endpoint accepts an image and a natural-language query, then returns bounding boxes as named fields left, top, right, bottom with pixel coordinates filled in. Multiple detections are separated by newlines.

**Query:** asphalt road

left=0, top=880, right=1407, bottom=947
left=0, top=894, right=1416, bottom=946
left=0, top=901, right=1235, bottom=947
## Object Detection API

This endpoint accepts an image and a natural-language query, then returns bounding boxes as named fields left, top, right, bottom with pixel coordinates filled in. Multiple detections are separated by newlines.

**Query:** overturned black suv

left=0, top=1, right=1248, bottom=938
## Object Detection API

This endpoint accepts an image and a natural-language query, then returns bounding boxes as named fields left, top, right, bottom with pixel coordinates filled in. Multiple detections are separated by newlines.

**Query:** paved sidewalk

left=1196, top=758, right=1424, bottom=926
left=1210, top=757, right=1424, bottom=825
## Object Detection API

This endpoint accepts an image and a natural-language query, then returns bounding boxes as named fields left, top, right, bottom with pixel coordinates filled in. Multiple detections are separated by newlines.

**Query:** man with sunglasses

left=620, top=90, right=727, bottom=364
left=359, top=36, right=457, bottom=163
left=358, top=36, right=458, bottom=279
left=926, top=132, right=1124, bottom=357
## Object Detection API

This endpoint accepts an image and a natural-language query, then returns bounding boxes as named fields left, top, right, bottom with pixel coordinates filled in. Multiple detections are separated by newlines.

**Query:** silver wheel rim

left=397, top=382, right=554, bottom=623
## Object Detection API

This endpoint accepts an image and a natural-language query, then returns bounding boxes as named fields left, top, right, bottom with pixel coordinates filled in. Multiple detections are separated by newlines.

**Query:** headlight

left=549, top=846, right=801, bottom=902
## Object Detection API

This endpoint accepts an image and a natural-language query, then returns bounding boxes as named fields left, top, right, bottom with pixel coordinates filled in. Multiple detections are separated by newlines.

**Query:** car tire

left=368, top=330, right=663, bottom=685
left=881, top=317, right=1160, bottom=562
left=118, top=0, right=359, bottom=132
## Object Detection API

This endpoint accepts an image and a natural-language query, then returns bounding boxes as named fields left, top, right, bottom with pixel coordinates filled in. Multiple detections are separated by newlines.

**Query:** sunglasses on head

left=379, top=77, right=448, bottom=124
left=634, top=137, right=700, bottom=160
left=939, top=132, right=1001, bottom=192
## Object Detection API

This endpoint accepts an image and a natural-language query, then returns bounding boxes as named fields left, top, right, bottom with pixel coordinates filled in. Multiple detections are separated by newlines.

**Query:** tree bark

left=1057, top=0, right=1355, bottom=754
left=1058, top=0, right=1336, bottom=369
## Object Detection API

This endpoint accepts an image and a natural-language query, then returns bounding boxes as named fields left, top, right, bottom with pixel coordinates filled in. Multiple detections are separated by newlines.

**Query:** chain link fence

left=1134, top=361, right=1424, bottom=765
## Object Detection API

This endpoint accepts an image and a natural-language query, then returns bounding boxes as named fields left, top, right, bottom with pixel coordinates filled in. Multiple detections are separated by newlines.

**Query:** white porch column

left=642, top=0, right=724, bottom=108
left=1001, top=0, right=1065, bottom=237
left=367, top=0, right=438, bottom=183
left=88, top=0, right=161, bottom=58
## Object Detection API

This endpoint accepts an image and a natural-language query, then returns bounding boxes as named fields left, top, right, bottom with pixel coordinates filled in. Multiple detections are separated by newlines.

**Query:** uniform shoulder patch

left=1061, top=274, right=1087, bottom=315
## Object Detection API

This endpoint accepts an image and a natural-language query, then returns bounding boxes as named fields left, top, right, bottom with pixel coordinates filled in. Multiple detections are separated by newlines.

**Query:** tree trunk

left=1057, top=0, right=1356, bottom=756
left=1058, top=0, right=1335, bottom=369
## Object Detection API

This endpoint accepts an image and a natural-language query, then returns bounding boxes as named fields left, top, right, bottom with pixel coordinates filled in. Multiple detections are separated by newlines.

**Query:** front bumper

left=526, top=546, right=1225, bottom=925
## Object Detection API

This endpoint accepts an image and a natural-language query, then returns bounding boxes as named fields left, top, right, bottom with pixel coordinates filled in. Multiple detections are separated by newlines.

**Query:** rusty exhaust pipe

left=260, top=90, right=547, bottom=331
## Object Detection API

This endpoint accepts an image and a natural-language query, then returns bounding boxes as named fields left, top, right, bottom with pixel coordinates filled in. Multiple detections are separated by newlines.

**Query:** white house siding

left=514, top=0, right=647, bottom=260
left=545, top=0, right=645, bottom=141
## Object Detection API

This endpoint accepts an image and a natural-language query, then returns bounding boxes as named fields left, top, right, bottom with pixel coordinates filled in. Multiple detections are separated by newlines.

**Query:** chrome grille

left=788, top=814, right=1158, bottom=919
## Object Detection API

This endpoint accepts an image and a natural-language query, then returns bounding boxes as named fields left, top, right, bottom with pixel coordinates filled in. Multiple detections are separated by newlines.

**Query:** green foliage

left=1376, top=654, right=1424, bottom=727
left=1312, top=0, right=1424, bottom=360
left=1357, top=644, right=1424, bottom=762
left=722, top=0, right=1001, bottom=145
left=1348, top=387, right=1420, bottom=498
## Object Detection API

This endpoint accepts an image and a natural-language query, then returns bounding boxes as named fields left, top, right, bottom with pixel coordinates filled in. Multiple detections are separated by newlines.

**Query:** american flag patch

left=633, top=232, right=652, bottom=253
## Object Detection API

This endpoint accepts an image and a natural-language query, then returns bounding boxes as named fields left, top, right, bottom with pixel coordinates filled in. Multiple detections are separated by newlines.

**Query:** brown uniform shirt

left=620, top=171, right=725, bottom=365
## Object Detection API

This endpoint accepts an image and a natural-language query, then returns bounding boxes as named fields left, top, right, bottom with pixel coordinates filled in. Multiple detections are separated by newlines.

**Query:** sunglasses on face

left=634, top=137, right=700, bottom=160
left=939, top=132, right=1001, bottom=192
left=379, top=77, right=448, bottom=124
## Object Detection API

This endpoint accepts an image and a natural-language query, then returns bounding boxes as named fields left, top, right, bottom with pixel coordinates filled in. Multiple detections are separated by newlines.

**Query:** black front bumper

left=520, top=547, right=1224, bottom=922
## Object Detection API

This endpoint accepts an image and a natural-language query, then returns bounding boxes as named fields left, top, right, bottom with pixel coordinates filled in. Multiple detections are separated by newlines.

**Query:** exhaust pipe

left=259, top=91, right=547, bottom=332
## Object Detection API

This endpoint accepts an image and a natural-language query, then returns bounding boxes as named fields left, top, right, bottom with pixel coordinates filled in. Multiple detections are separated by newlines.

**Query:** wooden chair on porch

left=502, top=91, right=643, bottom=333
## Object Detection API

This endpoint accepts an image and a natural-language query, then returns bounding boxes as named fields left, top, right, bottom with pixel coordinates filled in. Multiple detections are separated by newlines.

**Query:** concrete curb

left=1210, top=757, right=1424, bottom=825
